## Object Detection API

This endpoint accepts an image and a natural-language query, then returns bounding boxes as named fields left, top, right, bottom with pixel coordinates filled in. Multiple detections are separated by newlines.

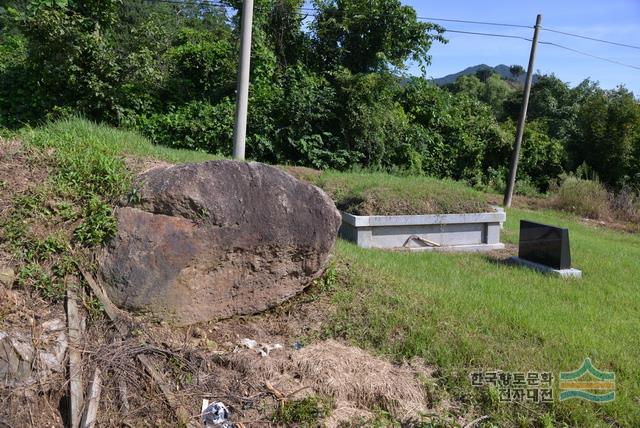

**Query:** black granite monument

left=518, top=220, right=571, bottom=269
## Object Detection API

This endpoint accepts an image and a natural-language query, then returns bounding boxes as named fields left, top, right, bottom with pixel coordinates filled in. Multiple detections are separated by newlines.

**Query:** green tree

left=571, top=86, right=640, bottom=188
left=265, top=0, right=311, bottom=69
left=310, top=0, right=446, bottom=73
left=501, top=119, right=565, bottom=191
left=332, top=71, right=407, bottom=167
left=509, top=64, right=524, bottom=80
left=402, top=77, right=509, bottom=183
left=270, top=65, right=352, bottom=168
left=475, top=67, right=493, bottom=82
left=451, top=73, right=516, bottom=120
left=4, top=0, right=123, bottom=123
left=166, top=28, right=236, bottom=104
left=525, top=74, right=583, bottom=141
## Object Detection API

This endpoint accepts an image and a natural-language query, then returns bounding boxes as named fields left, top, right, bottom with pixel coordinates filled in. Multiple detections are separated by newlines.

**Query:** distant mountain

left=432, top=64, right=538, bottom=86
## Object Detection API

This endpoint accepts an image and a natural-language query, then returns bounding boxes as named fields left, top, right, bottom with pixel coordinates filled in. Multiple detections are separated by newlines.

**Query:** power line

left=542, top=27, right=640, bottom=51
left=152, top=0, right=230, bottom=9
left=140, top=2, right=640, bottom=71
left=540, top=41, right=640, bottom=70
left=417, top=16, right=530, bottom=29
left=444, top=29, right=532, bottom=42
left=443, top=28, right=640, bottom=72
left=151, top=0, right=318, bottom=16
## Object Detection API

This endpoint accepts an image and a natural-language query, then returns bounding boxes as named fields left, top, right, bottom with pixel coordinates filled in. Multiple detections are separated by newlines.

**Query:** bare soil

left=1, top=262, right=463, bottom=427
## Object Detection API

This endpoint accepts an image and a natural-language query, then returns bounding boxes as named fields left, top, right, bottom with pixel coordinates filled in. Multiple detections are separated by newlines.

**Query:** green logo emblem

left=559, top=358, right=615, bottom=402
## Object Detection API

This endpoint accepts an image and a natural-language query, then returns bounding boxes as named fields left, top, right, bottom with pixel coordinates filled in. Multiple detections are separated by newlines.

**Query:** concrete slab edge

left=341, top=209, right=507, bottom=227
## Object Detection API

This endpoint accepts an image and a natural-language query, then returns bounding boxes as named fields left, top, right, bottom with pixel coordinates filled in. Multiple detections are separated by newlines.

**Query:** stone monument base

left=509, top=257, right=582, bottom=279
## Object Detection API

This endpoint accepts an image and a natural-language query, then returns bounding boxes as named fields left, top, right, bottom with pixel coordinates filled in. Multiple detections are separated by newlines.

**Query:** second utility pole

left=503, top=14, right=542, bottom=207
left=232, top=0, right=254, bottom=161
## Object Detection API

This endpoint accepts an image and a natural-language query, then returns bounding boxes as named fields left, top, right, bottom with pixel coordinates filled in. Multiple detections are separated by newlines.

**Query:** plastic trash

left=258, top=343, right=282, bottom=357
left=239, top=338, right=257, bottom=349
left=292, top=341, right=304, bottom=350
left=1, top=319, right=67, bottom=389
left=238, top=338, right=283, bottom=357
left=202, top=400, right=231, bottom=427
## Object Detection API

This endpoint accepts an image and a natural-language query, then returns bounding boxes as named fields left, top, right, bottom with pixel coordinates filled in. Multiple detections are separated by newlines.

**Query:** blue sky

left=403, top=0, right=640, bottom=94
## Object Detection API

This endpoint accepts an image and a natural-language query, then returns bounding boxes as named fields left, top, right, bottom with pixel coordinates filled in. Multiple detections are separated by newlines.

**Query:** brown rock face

left=98, top=160, right=341, bottom=325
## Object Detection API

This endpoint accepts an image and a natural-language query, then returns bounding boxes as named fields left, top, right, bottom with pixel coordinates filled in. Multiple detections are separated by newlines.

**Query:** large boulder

left=98, top=160, right=341, bottom=325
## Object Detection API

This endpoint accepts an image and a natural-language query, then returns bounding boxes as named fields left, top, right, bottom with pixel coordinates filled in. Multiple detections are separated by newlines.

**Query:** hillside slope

left=433, top=63, right=539, bottom=86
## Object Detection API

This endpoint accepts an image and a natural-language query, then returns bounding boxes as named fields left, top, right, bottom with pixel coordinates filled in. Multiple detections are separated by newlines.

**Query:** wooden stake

left=80, top=368, right=102, bottom=428
left=78, top=267, right=198, bottom=428
left=79, top=267, right=128, bottom=336
left=67, top=281, right=84, bottom=428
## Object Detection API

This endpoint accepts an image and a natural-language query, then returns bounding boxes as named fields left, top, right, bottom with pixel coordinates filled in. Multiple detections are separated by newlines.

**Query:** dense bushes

left=569, top=87, right=640, bottom=189
left=131, top=101, right=235, bottom=155
left=555, top=177, right=610, bottom=219
left=0, top=0, right=639, bottom=196
left=554, top=176, right=640, bottom=223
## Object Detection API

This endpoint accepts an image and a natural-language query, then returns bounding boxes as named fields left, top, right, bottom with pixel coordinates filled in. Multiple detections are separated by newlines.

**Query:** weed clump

left=0, top=119, right=132, bottom=305
left=273, top=395, right=334, bottom=426
left=554, top=177, right=609, bottom=219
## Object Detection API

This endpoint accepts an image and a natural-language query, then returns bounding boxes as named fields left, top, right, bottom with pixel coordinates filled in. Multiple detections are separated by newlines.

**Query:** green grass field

left=7, top=118, right=639, bottom=426
left=329, top=208, right=640, bottom=426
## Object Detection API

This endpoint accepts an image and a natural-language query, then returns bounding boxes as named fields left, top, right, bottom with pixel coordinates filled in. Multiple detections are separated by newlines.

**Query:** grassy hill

left=433, top=63, right=539, bottom=86
left=1, top=119, right=638, bottom=426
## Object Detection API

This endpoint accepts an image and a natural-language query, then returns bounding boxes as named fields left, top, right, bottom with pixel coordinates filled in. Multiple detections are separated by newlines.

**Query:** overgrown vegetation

left=0, top=122, right=130, bottom=305
left=0, top=118, right=224, bottom=307
left=0, top=104, right=638, bottom=426
left=1, top=0, right=638, bottom=198
left=554, top=176, right=610, bottom=219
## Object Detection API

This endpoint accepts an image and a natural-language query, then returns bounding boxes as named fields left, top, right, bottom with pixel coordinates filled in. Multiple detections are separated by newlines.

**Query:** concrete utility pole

left=232, top=0, right=254, bottom=161
left=504, top=14, right=542, bottom=207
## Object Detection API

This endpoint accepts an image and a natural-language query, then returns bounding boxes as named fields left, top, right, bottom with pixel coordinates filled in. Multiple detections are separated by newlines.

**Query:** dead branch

left=78, top=267, right=198, bottom=428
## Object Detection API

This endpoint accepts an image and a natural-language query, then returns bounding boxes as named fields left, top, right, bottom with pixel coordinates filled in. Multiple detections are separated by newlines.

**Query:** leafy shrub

left=333, top=71, right=410, bottom=169
left=554, top=177, right=609, bottom=219
left=134, top=100, right=234, bottom=155
left=515, top=177, right=544, bottom=197
left=165, top=28, right=236, bottom=103
left=497, top=120, right=565, bottom=192
left=401, top=78, right=511, bottom=185
left=269, top=65, right=355, bottom=169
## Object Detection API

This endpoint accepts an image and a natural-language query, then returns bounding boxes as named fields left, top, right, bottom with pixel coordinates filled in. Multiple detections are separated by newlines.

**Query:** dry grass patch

left=554, top=177, right=610, bottom=219
left=227, top=339, right=450, bottom=425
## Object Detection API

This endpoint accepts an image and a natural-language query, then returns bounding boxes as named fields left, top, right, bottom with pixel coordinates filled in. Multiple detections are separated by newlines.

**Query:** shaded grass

left=308, top=170, right=491, bottom=215
left=329, top=208, right=640, bottom=426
